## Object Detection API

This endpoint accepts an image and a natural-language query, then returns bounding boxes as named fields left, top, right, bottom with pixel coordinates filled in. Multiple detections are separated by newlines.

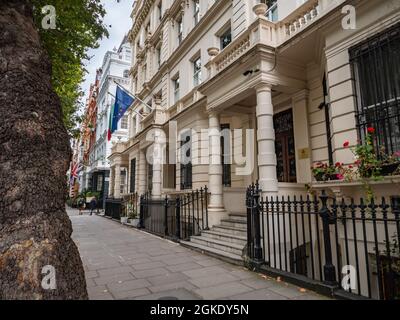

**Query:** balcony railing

left=205, top=0, right=334, bottom=79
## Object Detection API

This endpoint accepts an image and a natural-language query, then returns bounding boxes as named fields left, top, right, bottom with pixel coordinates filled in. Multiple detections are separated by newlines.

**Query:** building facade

left=80, top=70, right=101, bottom=192
left=86, top=38, right=132, bottom=207
left=107, top=0, right=400, bottom=298
left=110, top=0, right=400, bottom=211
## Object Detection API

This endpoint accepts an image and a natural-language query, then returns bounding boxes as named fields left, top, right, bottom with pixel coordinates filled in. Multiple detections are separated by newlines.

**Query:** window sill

left=311, top=175, right=400, bottom=188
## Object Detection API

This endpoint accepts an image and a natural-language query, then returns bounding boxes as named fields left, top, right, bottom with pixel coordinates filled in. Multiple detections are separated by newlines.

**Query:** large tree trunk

left=0, top=0, right=88, bottom=299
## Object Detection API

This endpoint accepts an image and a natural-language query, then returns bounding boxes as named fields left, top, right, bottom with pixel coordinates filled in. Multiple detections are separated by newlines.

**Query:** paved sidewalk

left=68, top=207, right=329, bottom=300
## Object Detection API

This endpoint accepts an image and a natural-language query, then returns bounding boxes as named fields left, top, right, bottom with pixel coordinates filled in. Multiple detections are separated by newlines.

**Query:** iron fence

left=105, top=198, right=123, bottom=220
left=246, top=183, right=400, bottom=300
left=123, top=192, right=139, bottom=220
left=140, top=187, right=209, bottom=241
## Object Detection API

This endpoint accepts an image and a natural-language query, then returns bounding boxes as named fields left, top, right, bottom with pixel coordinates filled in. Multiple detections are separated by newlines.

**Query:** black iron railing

left=246, top=182, right=400, bottom=300
left=139, top=187, right=209, bottom=241
left=105, top=198, right=123, bottom=220
left=124, top=192, right=139, bottom=219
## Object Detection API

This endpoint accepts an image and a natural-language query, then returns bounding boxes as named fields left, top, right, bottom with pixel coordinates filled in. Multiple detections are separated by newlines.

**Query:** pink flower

left=336, top=174, right=344, bottom=180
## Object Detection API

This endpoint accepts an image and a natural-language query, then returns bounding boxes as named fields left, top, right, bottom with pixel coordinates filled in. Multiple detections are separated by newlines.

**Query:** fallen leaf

left=276, top=277, right=282, bottom=282
left=299, top=288, right=307, bottom=293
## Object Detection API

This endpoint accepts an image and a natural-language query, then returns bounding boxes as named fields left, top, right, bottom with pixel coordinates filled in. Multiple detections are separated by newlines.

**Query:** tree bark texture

left=0, top=0, right=88, bottom=299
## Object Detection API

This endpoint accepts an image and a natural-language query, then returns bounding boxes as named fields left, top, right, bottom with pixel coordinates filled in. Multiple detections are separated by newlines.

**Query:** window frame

left=120, top=115, right=129, bottom=130
left=173, top=75, right=180, bottom=104
left=193, top=0, right=200, bottom=25
left=349, top=22, right=400, bottom=157
left=177, top=16, right=183, bottom=45
left=193, top=56, right=202, bottom=86
left=220, top=27, right=232, bottom=50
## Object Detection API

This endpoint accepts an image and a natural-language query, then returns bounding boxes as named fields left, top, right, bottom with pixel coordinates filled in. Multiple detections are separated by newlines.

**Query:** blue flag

left=111, top=86, right=135, bottom=134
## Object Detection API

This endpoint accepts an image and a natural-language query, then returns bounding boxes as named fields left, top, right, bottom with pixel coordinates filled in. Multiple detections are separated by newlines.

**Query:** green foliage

left=352, top=131, right=382, bottom=180
left=31, top=0, right=109, bottom=136
left=79, top=189, right=100, bottom=199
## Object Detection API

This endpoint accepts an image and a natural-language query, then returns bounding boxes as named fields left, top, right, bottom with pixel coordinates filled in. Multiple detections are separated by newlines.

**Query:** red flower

left=349, top=165, right=353, bottom=169
left=336, top=174, right=344, bottom=180
left=335, top=162, right=341, bottom=167
left=343, top=141, right=350, bottom=148
left=367, top=127, right=375, bottom=134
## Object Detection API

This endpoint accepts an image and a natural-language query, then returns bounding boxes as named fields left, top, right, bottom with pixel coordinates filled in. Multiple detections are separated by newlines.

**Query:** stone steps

left=220, top=218, right=247, bottom=229
left=181, top=213, right=248, bottom=265
left=190, top=235, right=244, bottom=256
left=213, top=225, right=247, bottom=237
left=180, top=240, right=244, bottom=266
left=201, top=230, right=247, bottom=245
left=228, top=213, right=247, bottom=222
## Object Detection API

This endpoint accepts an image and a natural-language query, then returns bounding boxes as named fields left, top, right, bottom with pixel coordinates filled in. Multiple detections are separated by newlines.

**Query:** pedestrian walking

left=78, top=198, right=85, bottom=215
left=89, top=197, right=97, bottom=216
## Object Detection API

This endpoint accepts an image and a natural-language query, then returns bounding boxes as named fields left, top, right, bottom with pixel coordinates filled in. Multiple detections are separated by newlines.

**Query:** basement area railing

left=139, top=187, right=210, bottom=241
left=246, top=182, right=400, bottom=300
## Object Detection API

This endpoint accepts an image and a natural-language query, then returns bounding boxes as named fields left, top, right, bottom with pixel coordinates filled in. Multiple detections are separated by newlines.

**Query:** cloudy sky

left=80, top=0, right=133, bottom=108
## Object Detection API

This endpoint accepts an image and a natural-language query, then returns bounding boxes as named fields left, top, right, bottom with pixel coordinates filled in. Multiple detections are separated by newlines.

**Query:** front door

left=274, top=109, right=297, bottom=183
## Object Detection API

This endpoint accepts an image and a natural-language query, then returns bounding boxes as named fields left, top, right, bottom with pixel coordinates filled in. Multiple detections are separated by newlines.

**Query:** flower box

left=314, top=173, right=341, bottom=182
left=380, top=162, right=400, bottom=176
left=128, top=218, right=141, bottom=228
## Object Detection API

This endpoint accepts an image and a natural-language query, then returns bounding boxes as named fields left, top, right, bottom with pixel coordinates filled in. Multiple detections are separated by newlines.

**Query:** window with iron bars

left=120, top=115, right=128, bottom=130
left=350, top=23, right=400, bottom=156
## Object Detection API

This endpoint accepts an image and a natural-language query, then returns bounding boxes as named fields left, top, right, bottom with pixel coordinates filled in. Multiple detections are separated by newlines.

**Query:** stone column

left=208, top=112, right=227, bottom=226
left=137, top=149, right=146, bottom=195
left=108, top=167, right=114, bottom=197
left=256, top=84, right=278, bottom=195
left=114, top=163, right=121, bottom=199
left=152, top=131, right=162, bottom=199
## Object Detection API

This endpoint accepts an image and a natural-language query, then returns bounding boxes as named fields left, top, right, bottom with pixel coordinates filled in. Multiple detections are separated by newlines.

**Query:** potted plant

left=311, top=162, right=348, bottom=182
left=120, top=212, right=128, bottom=224
left=125, top=200, right=139, bottom=227
left=344, top=127, right=383, bottom=179
left=129, top=210, right=140, bottom=228
left=380, top=150, right=400, bottom=176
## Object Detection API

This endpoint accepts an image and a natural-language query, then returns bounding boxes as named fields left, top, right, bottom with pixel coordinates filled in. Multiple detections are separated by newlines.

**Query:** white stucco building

left=87, top=37, right=132, bottom=206
left=107, top=0, right=400, bottom=299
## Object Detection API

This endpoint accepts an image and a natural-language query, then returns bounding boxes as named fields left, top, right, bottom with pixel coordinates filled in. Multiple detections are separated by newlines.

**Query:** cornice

left=131, top=0, right=229, bottom=100
left=130, top=0, right=153, bottom=41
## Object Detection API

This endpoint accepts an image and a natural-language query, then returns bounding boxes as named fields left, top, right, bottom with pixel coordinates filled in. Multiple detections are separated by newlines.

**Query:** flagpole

left=107, top=91, right=145, bottom=119
left=113, top=80, right=153, bottom=111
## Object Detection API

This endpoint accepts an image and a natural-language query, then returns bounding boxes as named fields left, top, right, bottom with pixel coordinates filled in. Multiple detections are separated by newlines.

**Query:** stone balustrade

left=205, top=0, right=326, bottom=79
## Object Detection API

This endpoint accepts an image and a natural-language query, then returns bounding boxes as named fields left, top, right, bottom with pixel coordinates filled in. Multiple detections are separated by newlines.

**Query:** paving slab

left=68, top=209, right=330, bottom=301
